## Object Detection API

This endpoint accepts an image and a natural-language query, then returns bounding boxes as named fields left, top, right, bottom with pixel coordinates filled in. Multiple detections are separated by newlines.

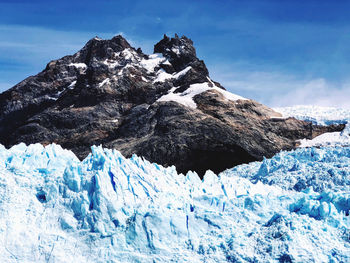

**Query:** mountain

left=0, top=34, right=344, bottom=175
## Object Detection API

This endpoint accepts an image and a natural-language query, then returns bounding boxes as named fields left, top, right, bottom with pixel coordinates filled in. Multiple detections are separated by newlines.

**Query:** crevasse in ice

left=223, top=146, right=350, bottom=193
left=0, top=142, right=348, bottom=262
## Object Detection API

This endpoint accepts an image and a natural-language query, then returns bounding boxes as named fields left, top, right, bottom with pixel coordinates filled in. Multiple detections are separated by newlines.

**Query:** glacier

left=0, top=142, right=349, bottom=263
left=1, top=105, right=349, bottom=263
left=274, top=105, right=350, bottom=126
left=275, top=105, right=350, bottom=147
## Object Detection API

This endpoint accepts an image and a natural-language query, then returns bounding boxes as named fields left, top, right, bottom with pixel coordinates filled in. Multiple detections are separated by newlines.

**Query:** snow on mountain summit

left=0, top=31, right=349, bottom=263
left=0, top=34, right=345, bottom=176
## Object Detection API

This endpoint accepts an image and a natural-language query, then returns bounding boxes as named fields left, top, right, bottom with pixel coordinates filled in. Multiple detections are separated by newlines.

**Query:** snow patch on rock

left=103, top=58, right=120, bottom=68
left=98, top=78, right=110, bottom=88
left=157, top=82, right=247, bottom=109
left=173, top=66, right=192, bottom=79
left=121, top=49, right=137, bottom=62
left=68, top=80, right=76, bottom=89
left=153, top=69, right=173, bottom=83
left=140, top=53, right=168, bottom=73
left=69, top=63, right=87, bottom=69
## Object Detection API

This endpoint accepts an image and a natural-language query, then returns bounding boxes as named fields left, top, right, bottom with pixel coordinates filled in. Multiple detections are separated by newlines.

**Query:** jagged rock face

left=0, top=34, right=344, bottom=176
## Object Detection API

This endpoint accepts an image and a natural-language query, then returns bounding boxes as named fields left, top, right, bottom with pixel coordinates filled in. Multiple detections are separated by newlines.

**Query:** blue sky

left=1, top=0, right=350, bottom=108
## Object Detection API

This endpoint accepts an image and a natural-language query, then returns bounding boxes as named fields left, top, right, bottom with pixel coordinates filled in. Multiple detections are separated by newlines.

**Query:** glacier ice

left=274, top=105, right=350, bottom=126
left=0, top=143, right=349, bottom=262
left=275, top=105, right=350, bottom=147
left=223, top=146, right=350, bottom=193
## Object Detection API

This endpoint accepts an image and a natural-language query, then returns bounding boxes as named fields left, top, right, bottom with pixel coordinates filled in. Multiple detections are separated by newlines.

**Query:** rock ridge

left=0, top=34, right=344, bottom=176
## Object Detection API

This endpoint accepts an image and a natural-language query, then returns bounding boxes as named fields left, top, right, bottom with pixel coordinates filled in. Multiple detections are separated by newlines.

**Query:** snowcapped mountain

left=0, top=142, right=349, bottom=263
left=0, top=34, right=349, bottom=262
left=0, top=34, right=344, bottom=176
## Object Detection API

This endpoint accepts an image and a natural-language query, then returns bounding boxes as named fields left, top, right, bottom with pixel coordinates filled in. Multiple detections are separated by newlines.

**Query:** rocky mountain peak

left=0, top=34, right=344, bottom=176
left=154, top=34, right=196, bottom=59
left=154, top=34, right=207, bottom=75
left=74, top=34, right=134, bottom=65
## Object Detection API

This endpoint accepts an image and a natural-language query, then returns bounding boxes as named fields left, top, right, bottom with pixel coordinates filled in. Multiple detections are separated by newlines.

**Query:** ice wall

left=0, top=143, right=348, bottom=262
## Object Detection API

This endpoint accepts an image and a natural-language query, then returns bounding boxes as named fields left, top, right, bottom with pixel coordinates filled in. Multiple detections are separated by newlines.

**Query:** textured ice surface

left=274, top=105, right=350, bottom=126
left=222, top=147, right=350, bottom=193
left=0, top=143, right=349, bottom=262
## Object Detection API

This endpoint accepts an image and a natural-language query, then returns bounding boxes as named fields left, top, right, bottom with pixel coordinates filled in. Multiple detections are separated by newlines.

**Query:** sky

left=1, top=0, right=350, bottom=108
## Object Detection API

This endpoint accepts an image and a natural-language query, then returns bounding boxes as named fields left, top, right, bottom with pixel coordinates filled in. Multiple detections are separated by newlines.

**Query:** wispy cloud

left=0, top=24, right=165, bottom=92
left=211, top=67, right=350, bottom=109
left=0, top=24, right=112, bottom=59
left=0, top=26, right=83, bottom=91
left=269, top=78, right=350, bottom=109
left=1, top=22, right=349, bottom=110
left=0, top=25, right=117, bottom=92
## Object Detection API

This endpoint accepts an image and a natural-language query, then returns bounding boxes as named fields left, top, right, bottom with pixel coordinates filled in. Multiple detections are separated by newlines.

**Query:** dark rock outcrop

left=0, top=34, right=344, bottom=176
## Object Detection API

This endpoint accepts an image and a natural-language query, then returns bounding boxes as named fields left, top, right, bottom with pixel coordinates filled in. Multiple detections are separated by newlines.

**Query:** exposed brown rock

left=0, top=34, right=344, bottom=176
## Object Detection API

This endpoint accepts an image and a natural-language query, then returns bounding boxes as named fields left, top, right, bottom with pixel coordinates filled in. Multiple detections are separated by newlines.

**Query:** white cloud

left=269, top=78, right=350, bottom=109
left=0, top=24, right=155, bottom=63
left=1, top=25, right=348, bottom=110
left=210, top=67, right=350, bottom=109
left=0, top=25, right=150, bottom=92
left=0, top=25, right=112, bottom=61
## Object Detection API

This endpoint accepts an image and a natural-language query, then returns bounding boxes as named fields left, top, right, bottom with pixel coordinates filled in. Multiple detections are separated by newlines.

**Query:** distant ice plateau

left=275, top=105, right=350, bottom=148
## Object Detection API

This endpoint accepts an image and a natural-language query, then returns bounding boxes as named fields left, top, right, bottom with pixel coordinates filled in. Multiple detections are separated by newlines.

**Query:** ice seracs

left=223, top=146, right=350, bottom=193
left=0, top=142, right=348, bottom=262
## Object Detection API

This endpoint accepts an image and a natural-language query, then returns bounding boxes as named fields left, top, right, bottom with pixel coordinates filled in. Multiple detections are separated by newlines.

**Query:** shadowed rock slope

left=0, top=34, right=344, bottom=175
